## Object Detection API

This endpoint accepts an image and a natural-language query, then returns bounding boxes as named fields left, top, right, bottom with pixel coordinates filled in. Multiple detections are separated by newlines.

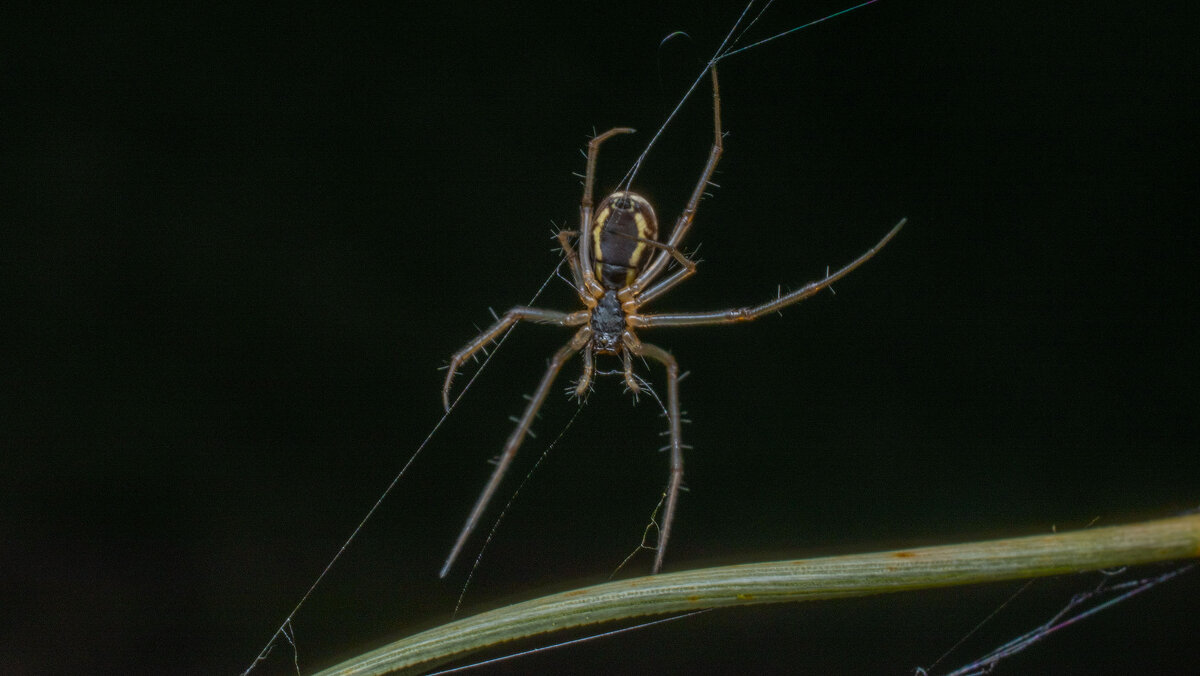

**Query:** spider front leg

left=618, top=236, right=698, bottom=310
left=627, top=66, right=723, bottom=297
left=440, top=326, right=592, bottom=578
left=554, top=229, right=588, bottom=298
left=442, top=306, right=588, bottom=411
left=623, top=333, right=683, bottom=574
left=631, top=219, right=906, bottom=330
left=579, top=127, right=636, bottom=297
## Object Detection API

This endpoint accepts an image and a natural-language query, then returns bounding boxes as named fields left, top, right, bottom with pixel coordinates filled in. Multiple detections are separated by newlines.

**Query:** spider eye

left=613, top=196, right=631, bottom=209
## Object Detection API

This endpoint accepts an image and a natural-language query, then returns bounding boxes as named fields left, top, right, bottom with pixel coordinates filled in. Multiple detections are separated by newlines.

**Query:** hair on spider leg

left=627, top=374, right=669, bottom=417
left=565, top=378, right=594, bottom=401
left=626, top=370, right=667, bottom=413
left=511, top=404, right=546, bottom=422
left=622, top=382, right=642, bottom=405
left=505, top=415, right=537, bottom=439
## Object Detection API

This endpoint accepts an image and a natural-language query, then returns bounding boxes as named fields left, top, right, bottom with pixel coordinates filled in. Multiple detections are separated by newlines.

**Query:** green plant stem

left=315, top=513, right=1200, bottom=675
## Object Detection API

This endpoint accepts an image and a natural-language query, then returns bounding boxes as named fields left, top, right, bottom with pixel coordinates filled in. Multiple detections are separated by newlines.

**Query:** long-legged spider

left=439, top=65, right=904, bottom=578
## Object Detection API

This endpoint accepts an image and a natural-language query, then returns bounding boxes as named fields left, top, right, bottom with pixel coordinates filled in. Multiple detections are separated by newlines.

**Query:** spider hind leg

left=439, top=327, right=592, bottom=578
left=623, top=334, right=683, bottom=574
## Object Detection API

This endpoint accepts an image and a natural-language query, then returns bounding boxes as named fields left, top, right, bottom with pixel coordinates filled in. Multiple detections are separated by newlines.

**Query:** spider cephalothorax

left=589, top=290, right=625, bottom=354
left=438, top=66, right=904, bottom=578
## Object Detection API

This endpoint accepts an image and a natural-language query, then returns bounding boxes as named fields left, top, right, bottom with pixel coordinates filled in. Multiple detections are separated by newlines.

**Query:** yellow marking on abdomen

left=592, top=206, right=610, bottom=265
left=621, top=212, right=652, bottom=285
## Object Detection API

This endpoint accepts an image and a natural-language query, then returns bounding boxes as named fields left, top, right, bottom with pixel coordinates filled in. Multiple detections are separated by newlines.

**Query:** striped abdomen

left=591, top=191, right=658, bottom=289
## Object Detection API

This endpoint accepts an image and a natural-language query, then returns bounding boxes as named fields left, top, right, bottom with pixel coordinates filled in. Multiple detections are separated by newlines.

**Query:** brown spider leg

left=623, top=66, right=723, bottom=301
left=598, top=227, right=698, bottom=311
left=579, top=127, right=636, bottom=301
left=443, top=307, right=589, bottom=411
left=623, top=333, right=682, bottom=574
left=440, top=326, right=593, bottom=578
left=631, top=219, right=906, bottom=330
left=555, top=229, right=585, bottom=294
left=621, top=348, right=641, bottom=395
left=573, top=347, right=594, bottom=398
left=622, top=238, right=697, bottom=309
left=600, top=225, right=700, bottom=309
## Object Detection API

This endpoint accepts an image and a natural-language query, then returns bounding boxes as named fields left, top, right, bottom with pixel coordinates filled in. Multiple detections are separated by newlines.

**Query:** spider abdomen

left=592, top=191, right=658, bottom=289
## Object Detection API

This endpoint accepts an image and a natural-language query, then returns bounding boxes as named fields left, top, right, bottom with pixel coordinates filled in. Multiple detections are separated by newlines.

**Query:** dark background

left=6, top=2, right=1197, bottom=674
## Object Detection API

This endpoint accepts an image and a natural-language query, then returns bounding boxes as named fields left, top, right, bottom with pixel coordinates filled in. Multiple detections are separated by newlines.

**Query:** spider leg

left=573, top=346, right=594, bottom=399
left=579, top=127, right=636, bottom=300
left=627, top=66, right=723, bottom=296
left=622, top=237, right=698, bottom=308
left=597, top=227, right=699, bottom=308
left=440, top=326, right=593, bottom=578
left=621, top=348, right=641, bottom=396
left=554, top=229, right=585, bottom=294
left=443, top=306, right=589, bottom=411
left=631, top=218, right=906, bottom=329
left=623, top=334, right=683, bottom=574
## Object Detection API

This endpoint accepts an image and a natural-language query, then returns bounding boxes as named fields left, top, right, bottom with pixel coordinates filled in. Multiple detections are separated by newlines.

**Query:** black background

left=6, top=2, right=1198, bottom=674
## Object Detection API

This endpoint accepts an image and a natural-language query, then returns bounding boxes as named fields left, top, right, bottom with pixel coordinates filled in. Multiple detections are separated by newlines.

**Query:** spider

left=438, top=66, right=904, bottom=578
